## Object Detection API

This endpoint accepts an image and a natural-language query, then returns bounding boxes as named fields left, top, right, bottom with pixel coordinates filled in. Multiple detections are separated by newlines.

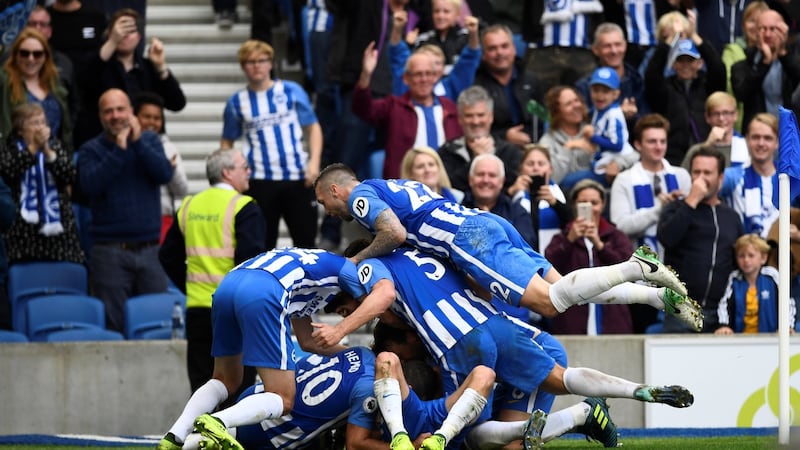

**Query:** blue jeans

left=89, top=243, right=168, bottom=333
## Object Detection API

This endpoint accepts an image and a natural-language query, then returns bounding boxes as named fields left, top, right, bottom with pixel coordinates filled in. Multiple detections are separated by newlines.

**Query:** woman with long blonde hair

left=400, top=146, right=464, bottom=203
left=0, top=27, right=72, bottom=148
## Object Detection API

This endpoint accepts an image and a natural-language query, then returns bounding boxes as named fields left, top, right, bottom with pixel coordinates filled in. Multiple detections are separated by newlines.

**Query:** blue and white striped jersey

left=541, top=13, right=590, bottom=48
left=349, top=179, right=484, bottom=258
left=234, top=248, right=360, bottom=317
left=236, top=347, right=377, bottom=449
left=357, top=248, right=498, bottom=360
left=624, top=0, right=657, bottom=46
left=222, top=80, right=318, bottom=181
left=305, top=0, right=332, bottom=33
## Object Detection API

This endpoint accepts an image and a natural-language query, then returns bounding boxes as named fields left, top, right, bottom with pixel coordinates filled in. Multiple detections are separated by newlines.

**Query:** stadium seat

left=0, top=329, right=28, bottom=343
left=8, top=262, right=88, bottom=334
left=25, top=294, right=106, bottom=342
left=44, top=328, right=124, bottom=342
left=124, top=292, right=186, bottom=340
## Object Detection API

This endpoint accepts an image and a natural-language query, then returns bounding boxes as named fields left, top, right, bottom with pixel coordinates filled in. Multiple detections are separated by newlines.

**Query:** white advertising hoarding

left=645, top=336, right=800, bottom=428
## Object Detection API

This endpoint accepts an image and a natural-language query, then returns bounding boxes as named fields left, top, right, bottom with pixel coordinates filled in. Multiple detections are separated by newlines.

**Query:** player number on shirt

left=386, top=180, right=434, bottom=211
left=403, top=250, right=445, bottom=280
left=489, top=281, right=511, bottom=301
left=301, top=368, right=343, bottom=407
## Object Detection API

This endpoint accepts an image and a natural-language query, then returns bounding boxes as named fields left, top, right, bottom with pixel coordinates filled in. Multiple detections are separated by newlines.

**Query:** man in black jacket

left=657, top=146, right=742, bottom=333
left=472, top=24, right=545, bottom=147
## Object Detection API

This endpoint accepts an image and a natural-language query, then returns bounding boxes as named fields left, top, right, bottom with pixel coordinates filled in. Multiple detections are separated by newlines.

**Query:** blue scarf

left=18, top=139, right=63, bottom=236
left=742, top=165, right=779, bottom=234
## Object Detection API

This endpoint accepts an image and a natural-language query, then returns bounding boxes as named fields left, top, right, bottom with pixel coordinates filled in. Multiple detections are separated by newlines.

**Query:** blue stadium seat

left=124, top=292, right=186, bottom=340
left=0, top=329, right=28, bottom=343
left=44, top=328, right=124, bottom=342
left=8, top=262, right=88, bottom=334
left=25, top=295, right=106, bottom=342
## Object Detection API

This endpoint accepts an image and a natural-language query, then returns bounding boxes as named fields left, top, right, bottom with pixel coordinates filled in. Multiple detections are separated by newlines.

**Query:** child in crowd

left=581, top=66, right=637, bottom=186
left=413, top=0, right=469, bottom=70
left=716, top=234, right=796, bottom=334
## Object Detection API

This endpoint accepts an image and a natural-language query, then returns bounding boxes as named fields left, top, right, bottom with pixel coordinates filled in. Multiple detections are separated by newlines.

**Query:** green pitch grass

left=0, top=435, right=787, bottom=450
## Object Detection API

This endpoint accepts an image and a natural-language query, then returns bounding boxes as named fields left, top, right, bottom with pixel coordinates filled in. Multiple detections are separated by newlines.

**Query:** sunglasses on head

left=18, top=49, right=45, bottom=59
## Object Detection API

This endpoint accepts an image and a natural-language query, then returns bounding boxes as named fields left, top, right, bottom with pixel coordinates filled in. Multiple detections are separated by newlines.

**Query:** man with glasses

left=681, top=91, right=751, bottom=171
left=221, top=39, right=321, bottom=250
left=159, top=148, right=265, bottom=405
left=611, top=114, right=691, bottom=332
left=352, top=43, right=462, bottom=179
left=732, top=9, right=800, bottom=130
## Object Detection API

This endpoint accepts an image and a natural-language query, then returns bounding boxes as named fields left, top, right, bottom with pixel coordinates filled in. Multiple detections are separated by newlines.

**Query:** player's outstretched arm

left=351, top=209, right=407, bottom=265
left=312, top=280, right=397, bottom=348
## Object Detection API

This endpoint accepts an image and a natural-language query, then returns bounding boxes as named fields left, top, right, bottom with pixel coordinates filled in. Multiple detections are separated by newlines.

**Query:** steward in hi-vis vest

left=160, top=148, right=266, bottom=394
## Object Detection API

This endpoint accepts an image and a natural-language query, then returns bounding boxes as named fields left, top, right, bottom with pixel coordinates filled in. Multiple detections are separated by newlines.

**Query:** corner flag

left=778, top=107, right=800, bottom=203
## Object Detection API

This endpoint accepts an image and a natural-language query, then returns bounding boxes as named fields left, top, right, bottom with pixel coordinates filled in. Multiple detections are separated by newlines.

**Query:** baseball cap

left=589, top=67, right=620, bottom=90
left=674, top=39, right=700, bottom=59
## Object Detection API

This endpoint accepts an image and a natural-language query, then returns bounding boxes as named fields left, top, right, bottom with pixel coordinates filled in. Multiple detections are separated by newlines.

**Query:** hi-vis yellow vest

left=177, top=187, right=253, bottom=309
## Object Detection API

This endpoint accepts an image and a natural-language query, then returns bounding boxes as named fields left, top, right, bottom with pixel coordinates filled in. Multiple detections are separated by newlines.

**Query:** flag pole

left=778, top=173, right=790, bottom=445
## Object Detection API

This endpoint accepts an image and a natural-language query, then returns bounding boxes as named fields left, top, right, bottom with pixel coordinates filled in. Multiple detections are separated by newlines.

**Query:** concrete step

left=176, top=82, right=243, bottom=102
left=166, top=101, right=225, bottom=122
left=148, top=23, right=251, bottom=44
left=147, top=5, right=251, bottom=25
left=159, top=42, right=241, bottom=63
left=169, top=62, right=247, bottom=82
left=168, top=121, right=222, bottom=139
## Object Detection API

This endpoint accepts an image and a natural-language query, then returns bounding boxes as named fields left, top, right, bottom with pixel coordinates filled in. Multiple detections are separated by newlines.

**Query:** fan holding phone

left=544, top=179, right=635, bottom=334
left=510, top=145, right=570, bottom=252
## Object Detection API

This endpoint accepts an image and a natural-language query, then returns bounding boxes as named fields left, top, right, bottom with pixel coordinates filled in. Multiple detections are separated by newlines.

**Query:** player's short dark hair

left=323, top=291, right=350, bottom=314
left=690, top=145, right=725, bottom=174
left=343, top=238, right=372, bottom=258
left=401, top=359, right=442, bottom=401
left=314, top=163, right=357, bottom=190
left=372, top=321, right=408, bottom=354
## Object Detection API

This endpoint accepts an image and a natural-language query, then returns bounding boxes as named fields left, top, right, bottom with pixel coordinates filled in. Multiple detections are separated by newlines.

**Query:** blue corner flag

left=778, top=106, right=800, bottom=204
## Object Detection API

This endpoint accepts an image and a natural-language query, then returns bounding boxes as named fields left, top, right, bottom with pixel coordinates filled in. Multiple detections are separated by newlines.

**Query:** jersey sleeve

left=339, top=261, right=367, bottom=298
left=221, top=94, right=243, bottom=141
left=349, top=183, right=392, bottom=232
left=348, top=375, right=378, bottom=429
left=357, top=258, right=393, bottom=292
left=286, top=81, right=319, bottom=126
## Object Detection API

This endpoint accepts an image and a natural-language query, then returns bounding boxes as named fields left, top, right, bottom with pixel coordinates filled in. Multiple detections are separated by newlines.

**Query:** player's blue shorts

left=451, top=213, right=552, bottom=306
left=211, top=269, right=296, bottom=371
left=442, top=315, right=555, bottom=398
left=402, top=389, right=471, bottom=449
left=493, top=329, right=567, bottom=414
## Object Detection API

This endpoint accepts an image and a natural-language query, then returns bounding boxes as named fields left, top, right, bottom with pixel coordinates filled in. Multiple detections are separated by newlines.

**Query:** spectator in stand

left=0, top=177, right=14, bottom=331
left=221, top=40, right=321, bottom=250
left=537, top=85, right=595, bottom=185
left=438, top=85, right=520, bottom=195
left=412, top=0, right=468, bottom=69
left=715, top=233, right=796, bottom=335
left=618, top=0, right=659, bottom=70
left=658, top=146, right=742, bottom=333
left=722, top=1, right=770, bottom=134
left=575, top=22, right=650, bottom=137
left=353, top=42, right=461, bottom=179
left=610, top=113, right=691, bottom=333
left=611, top=113, right=690, bottom=259
left=645, top=11, right=726, bottom=166
left=508, top=144, right=569, bottom=253
left=133, top=92, right=189, bottom=242
left=78, top=88, right=173, bottom=333
left=731, top=8, right=800, bottom=133
left=545, top=179, right=634, bottom=335
left=681, top=91, right=751, bottom=171
left=47, top=0, right=106, bottom=72
left=473, top=24, right=545, bottom=146
left=0, top=103, right=83, bottom=265
left=400, top=146, right=463, bottom=203
left=720, top=112, right=780, bottom=238
left=27, top=5, right=78, bottom=130
left=389, top=10, right=480, bottom=101
left=566, top=66, right=638, bottom=191
left=0, top=28, right=73, bottom=149
left=159, top=148, right=265, bottom=403
left=75, top=8, right=186, bottom=147
left=525, top=0, right=601, bottom=92
left=695, top=0, right=750, bottom=56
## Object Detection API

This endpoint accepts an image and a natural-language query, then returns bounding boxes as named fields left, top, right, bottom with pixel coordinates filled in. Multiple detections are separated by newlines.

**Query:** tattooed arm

left=350, top=208, right=407, bottom=265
